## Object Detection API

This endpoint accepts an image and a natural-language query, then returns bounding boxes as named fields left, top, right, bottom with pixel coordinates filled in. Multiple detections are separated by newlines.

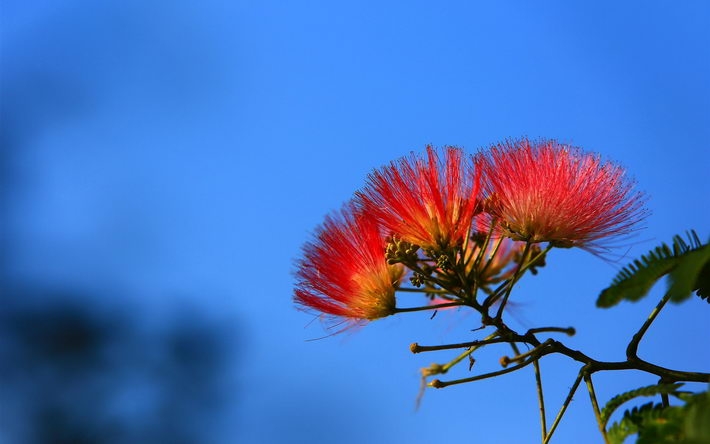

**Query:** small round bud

left=410, top=273, right=424, bottom=288
left=430, top=379, right=444, bottom=389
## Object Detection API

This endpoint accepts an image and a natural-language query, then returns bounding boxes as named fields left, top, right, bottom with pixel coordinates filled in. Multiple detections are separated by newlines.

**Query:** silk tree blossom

left=429, top=236, right=536, bottom=299
left=466, top=237, right=532, bottom=285
left=477, top=139, right=647, bottom=249
left=426, top=238, right=532, bottom=310
left=357, top=146, right=481, bottom=250
left=294, top=203, right=405, bottom=324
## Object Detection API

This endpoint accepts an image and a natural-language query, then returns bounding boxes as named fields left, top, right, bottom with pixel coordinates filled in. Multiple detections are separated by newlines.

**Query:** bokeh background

left=2, top=2, right=709, bottom=443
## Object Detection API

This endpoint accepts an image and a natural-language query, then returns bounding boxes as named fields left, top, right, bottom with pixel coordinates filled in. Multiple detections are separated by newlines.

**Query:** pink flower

left=294, top=203, right=404, bottom=324
left=357, top=146, right=481, bottom=250
left=477, top=139, right=647, bottom=249
left=468, top=237, right=529, bottom=284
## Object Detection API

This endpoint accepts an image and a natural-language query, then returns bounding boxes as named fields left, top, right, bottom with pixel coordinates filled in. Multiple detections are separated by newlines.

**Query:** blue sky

left=2, top=1, right=709, bottom=443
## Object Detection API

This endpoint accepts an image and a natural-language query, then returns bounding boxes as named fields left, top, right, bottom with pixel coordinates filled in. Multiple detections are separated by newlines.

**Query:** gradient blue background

left=2, top=1, right=709, bottom=443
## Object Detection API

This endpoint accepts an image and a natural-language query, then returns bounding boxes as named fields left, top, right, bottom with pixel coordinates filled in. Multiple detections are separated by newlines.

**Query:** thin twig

left=495, top=242, right=532, bottom=320
left=396, top=287, right=455, bottom=295
left=527, top=326, right=576, bottom=336
left=543, top=368, right=584, bottom=444
left=626, top=291, right=672, bottom=360
left=394, top=301, right=464, bottom=314
left=659, top=378, right=671, bottom=408
left=584, top=373, right=608, bottom=444
left=475, top=233, right=503, bottom=277
left=534, top=359, right=547, bottom=443
left=502, top=339, right=553, bottom=367
left=430, top=357, right=536, bottom=388
left=410, top=336, right=509, bottom=353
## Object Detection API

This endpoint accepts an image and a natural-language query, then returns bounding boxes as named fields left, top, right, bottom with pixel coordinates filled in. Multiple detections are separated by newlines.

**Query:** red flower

left=477, top=139, right=647, bottom=249
left=467, top=237, right=529, bottom=284
left=294, top=203, right=404, bottom=324
left=357, top=146, right=481, bottom=250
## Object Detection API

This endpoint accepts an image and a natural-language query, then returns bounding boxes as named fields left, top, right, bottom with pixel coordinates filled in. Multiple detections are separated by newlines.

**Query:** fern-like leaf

left=633, top=403, right=685, bottom=444
left=601, top=383, right=684, bottom=427
left=694, top=260, right=710, bottom=303
left=668, top=242, right=710, bottom=303
left=607, top=402, right=663, bottom=444
left=597, top=231, right=707, bottom=308
left=607, top=413, right=638, bottom=444
left=608, top=391, right=710, bottom=444
left=683, top=390, right=710, bottom=442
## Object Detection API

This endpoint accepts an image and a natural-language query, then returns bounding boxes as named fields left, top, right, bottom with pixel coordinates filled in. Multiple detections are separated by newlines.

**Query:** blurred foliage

left=606, top=390, right=710, bottom=444
left=601, top=383, right=685, bottom=427
left=0, top=283, right=240, bottom=444
left=598, top=232, right=710, bottom=444
left=597, top=231, right=710, bottom=308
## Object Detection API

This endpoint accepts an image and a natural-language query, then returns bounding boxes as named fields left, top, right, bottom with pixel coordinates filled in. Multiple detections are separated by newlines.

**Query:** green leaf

left=634, top=403, right=685, bottom=444
left=694, top=260, right=710, bottom=303
left=683, top=390, right=710, bottom=442
left=597, top=231, right=707, bottom=308
left=607, top=413, right=638, bottom=444
left=668, top=242, right=710, bottom=303
left=607, top=390, right=710, bottom=444
left=601, top=383, right=684, bottom=427
left=607, top=402, right=662, bottom=444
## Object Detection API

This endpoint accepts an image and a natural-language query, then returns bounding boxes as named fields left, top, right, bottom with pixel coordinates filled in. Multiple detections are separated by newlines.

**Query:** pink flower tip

left=294, top=203, right=404, bottom=325
left=356, top=145, right=481, bottom=250
left=477, top=138, right=648, bottom=250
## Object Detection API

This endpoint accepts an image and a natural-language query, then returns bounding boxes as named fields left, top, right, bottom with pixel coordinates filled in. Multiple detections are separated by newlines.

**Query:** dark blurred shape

left=0, top=284, right=240, bottom=444
left=1, top=3, right=245, bottom=442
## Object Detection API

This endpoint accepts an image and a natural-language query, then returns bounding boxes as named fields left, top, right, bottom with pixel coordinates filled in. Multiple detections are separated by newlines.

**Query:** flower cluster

left=294, top=203, right=404, bottom=325
left=477, top=139, right=647, bottom=249
left=294, top=139, right=647, bottom=326
left=357, top=145, right=480, bottom=250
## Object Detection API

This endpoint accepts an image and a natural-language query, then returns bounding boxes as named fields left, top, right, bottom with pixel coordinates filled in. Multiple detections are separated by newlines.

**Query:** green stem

left=482, top=243, right=552, bottom=311
left=495, top=242, right=532, bottom=320
left=661, top=392, right=670, bottom=408
left=440, top=332, right=495, bottom=373
left=440, top=347, right=476, bottom=374
left=509, top=341, right=522, bottom=356
left=502, top=339, right=553, bottom=367
left=527, top=326, right=576, bottom=337
left=396, top=287, right=455, bottom=295
left=544, top=368, right=584, bottom=444
left=534, top=359, right=547, bottom=443
left=626, top=291, right=672, bottom=360
left=584, top=373, right=608, bottom=444
left=406, top=262, right=465, bottom=300
left=394, top=301, right=464, bottom=314
left=430, top=357, right=536, bottom=388
left=410, top=334, right=505, bottom=354
left=475, top=235, right=503, bottom=278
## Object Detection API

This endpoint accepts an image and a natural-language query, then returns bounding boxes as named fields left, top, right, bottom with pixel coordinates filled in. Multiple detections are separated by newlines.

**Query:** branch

left=534, top=359, right=547, bottom=443
left=410, top=336, right=510, bottom=353
left=543, top=368, right=584, bottom=444
left=394, top=301, right=465, bottom=314
left=626, top=290, right=672, bottom=360
left=430, top=357, right=536, bottom=389
left=584, top=373, right=608, bottom=444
